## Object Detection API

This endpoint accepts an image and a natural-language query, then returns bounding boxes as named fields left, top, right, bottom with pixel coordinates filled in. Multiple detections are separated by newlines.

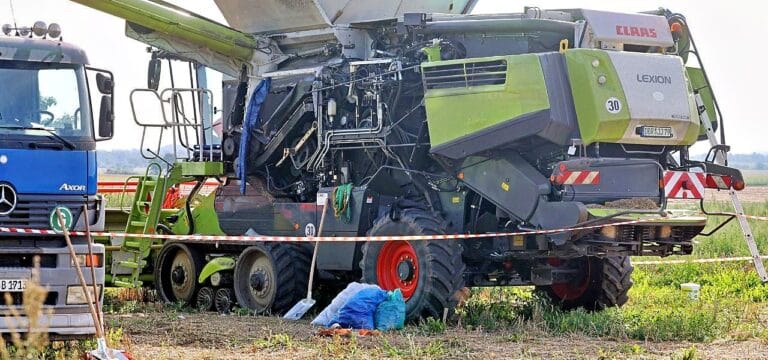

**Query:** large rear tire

left=361, top=208, right=465, bottom=321
left=154, top=243, right=205, bottom=305
left=233, top=243, right=310, bottom=315
left=538, top=256, right=633, bottom=310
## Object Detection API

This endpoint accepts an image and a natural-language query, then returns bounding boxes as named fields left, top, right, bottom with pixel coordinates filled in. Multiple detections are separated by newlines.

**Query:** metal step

left=117, top=260, right=146, bottom=269
left=130, top=221, right=148, bottom=228
left=122, top=240, right=142, bottom=249
left=113, top=279, right=143, bottom=288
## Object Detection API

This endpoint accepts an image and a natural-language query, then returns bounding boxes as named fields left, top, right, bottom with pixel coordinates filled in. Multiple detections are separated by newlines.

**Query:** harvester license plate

left=640, top=126, right=672, bottom=138
left=0, top=279, right=26, bottom=292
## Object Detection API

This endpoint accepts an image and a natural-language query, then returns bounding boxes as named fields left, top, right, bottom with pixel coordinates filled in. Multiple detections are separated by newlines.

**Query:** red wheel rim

left=548, top=257, right=591, bottom=300
left=376, top=241, right=419, bottom=300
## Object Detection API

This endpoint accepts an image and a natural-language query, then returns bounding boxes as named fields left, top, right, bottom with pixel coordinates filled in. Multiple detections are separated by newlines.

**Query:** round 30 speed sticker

left=605, top=97, right=622, bottom=114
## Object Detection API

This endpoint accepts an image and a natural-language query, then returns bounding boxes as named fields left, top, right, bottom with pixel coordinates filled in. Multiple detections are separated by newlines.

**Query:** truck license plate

left=639, top=126, right=673, bottom=138
left=0, top=279, right=26, bottom=292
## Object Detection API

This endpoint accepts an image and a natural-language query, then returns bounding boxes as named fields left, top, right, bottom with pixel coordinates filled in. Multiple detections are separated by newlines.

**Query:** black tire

left=215, top=288, right=234, bottom=314
left=196, top=286, right=214, bottom=311
left=361, top=208, right=465, bottom=321
left=154, top=243, right=205, bottom=305
left=233, top=243, right=311, bottom=315
left=538, top=256, right=633, bottom=310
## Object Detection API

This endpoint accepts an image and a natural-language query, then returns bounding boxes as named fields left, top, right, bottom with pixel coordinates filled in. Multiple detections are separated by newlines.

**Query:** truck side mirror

left=96, top=73, right=113, bottom=95
left=86, top=66, right=115, bottom=142
left=148, top=58, right=161, bottom=90
left=98, top=95, right=114, bottom=138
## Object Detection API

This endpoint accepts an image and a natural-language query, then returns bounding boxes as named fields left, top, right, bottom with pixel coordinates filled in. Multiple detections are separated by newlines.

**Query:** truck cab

left=0, top=22, right=113, bottom=337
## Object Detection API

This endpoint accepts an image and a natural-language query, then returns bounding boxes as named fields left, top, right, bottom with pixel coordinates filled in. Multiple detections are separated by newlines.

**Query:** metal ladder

left=696, top=93, right=768, bottom=282
left=113, top=163, right=169, bottom=287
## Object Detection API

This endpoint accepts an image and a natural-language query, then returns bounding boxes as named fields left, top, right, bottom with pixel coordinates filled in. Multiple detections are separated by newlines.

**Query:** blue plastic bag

left=330, top=287, right=387, bottom=329
left=375, top=289, right=406, bottom=331
left=311, top=282, right=380, bottom=327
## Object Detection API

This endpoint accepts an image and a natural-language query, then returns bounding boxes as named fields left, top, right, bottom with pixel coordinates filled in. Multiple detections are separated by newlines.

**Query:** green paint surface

left=686, top=67, right=717, bottom=137
left=181, top=162, right=224, bottom=177
left=423, top=54, right=550, bottom=147
left=565, top=49, right=630, bottom=145
left=198, top=256, right=236, bottom=283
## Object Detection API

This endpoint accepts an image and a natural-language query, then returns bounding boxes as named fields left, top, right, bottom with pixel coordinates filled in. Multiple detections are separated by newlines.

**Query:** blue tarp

left=237, top=78, right=271, bottom=194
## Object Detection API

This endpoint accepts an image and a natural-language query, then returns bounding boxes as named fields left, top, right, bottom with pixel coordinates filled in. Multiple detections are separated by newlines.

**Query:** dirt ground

left=105, top=312, right=767, bottom=359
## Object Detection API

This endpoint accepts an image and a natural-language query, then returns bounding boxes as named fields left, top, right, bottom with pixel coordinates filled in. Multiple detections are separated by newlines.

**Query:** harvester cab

left=72, top=0, right=762, bottom=319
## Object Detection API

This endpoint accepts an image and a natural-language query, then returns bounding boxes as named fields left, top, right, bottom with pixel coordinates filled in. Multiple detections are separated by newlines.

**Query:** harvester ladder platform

left=130, top=87, right=222, bottom=164
left=696, top=94, right=768, bottom=282
left=113, top=162, right=169, bottom=287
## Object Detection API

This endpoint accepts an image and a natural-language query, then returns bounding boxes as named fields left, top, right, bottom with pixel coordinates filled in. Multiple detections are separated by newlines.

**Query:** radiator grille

left=0, top=195, right=95, bottom=229
left=423, top=59, right=507, bottom=90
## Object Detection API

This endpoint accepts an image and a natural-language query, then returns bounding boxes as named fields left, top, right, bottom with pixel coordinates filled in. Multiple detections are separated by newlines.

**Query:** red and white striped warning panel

left=97, top=182, right=138, bottom=193
left=556, top=170, right=601, bottom=185
left=663, top=171, right=706, bottom=199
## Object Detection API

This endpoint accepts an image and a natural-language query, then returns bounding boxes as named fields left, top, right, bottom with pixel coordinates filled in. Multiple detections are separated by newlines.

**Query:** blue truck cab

left=0, top=23, right=113, bottom=337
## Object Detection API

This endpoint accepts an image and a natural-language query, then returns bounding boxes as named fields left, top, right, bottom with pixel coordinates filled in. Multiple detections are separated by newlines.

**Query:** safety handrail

left=129, top=87, right=220, bottom=164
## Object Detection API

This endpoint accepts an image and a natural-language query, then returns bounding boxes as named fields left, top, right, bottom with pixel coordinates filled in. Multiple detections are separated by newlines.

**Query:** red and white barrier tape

left=0, top=215, right=678, bottom=243
left=1, top=212, right=765, bottom=243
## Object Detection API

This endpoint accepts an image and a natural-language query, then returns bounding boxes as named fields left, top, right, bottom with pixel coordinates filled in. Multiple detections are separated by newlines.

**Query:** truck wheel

left=233, top=243, right=310, bottom=314
left=196, top=286, right=214, bottom=311
left=538, top=256, right=633, bottom=310
left=154, top=243, right=205, bottom=305
left=361, top=208, right=465, bottom=321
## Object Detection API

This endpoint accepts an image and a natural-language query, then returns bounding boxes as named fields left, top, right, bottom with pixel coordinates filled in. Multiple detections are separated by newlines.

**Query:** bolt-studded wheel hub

left=169, top=250, right=196, bottom=301
left=250, top=269, right=269, bottom=295
left=376, top=241, right=419, bottom=299
left=548, top=257, right=591, bottom=300
left=171, top=266, right=186, bottom=285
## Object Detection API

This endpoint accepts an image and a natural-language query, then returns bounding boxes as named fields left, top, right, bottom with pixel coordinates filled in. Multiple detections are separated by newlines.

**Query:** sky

left=2, top=0, right=767, bottom=154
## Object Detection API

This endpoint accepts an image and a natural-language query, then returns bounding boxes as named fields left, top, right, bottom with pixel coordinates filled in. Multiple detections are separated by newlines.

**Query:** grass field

left=744, top=170, right=768, bottom=186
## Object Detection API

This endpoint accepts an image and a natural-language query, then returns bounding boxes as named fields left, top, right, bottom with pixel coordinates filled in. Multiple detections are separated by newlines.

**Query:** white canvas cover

left=214, top=0, right=476, bottom=34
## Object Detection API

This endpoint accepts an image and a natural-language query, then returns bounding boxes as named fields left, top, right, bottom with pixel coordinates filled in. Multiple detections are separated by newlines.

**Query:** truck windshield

left=0, top=60, right=92, bottom=139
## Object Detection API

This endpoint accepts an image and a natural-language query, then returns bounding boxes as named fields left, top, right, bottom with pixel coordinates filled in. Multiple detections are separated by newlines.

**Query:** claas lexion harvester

left=72, top=0, right=745, bottom=319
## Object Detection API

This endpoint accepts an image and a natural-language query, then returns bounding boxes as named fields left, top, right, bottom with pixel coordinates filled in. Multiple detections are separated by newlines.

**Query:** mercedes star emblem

left=0, top=184, right=17, bottom=216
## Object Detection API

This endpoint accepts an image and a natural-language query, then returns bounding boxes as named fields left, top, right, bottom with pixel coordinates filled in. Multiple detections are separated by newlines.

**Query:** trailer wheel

left=196, top=286, right=214, bottom=311
left=233, top=243, right=310, bottom=314
left=538, top=256, right=633, bottom=310
left=215, top=288, right=234, bottom=314
left=154, top=243, right=205, bottom=305
left=361, top=208, right=465, bottom=321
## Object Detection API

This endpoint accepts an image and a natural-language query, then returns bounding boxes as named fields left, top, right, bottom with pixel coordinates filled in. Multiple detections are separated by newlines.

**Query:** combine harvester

left=72, top=0, right=764, bottom=319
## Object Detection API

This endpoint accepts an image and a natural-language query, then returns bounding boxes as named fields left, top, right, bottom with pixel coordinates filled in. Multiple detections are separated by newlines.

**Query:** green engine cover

left=423, top=54, right=549, bottom=149
left=422, top=54, right=576, bottom=159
